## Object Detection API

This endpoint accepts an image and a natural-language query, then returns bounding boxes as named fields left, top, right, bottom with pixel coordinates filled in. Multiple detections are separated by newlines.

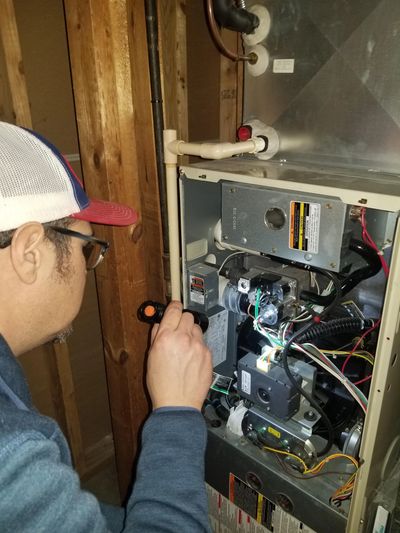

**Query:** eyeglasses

left=48, top=226, right=110, bottom=270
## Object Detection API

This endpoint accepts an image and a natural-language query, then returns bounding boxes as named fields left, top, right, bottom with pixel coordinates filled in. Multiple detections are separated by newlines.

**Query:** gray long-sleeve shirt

left=0, top=335, right=211, bottom=532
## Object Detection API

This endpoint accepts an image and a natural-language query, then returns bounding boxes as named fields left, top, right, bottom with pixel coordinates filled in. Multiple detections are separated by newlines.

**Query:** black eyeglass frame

left=47, top=225, right=110, bottom=270
left=0, top=225, right=110, bottom=270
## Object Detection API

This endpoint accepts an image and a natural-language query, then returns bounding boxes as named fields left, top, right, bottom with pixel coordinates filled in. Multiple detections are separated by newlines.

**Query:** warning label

left=190, top=275, right=205, bottom=305
left=289, top=202, right=320, bottom=254
left=210, top=476, right=317, bottom=533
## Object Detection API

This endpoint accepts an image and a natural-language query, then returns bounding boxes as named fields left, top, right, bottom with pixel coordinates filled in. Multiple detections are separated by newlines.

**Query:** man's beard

left=52, top=325, right=74, bottom=344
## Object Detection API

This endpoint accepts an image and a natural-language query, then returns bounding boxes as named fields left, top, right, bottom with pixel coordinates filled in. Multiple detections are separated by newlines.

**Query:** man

left=0, top=121, right=213, bottom=532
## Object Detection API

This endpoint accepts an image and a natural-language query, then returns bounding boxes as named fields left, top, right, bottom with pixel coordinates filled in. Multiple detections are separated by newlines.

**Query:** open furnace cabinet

left=179, top=159, right=400, bottom=532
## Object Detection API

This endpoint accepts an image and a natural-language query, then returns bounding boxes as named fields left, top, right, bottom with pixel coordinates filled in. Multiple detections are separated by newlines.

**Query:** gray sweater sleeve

left=0, top=410, right=210, bottom=532
left=126, top=409, right=212, bottom=533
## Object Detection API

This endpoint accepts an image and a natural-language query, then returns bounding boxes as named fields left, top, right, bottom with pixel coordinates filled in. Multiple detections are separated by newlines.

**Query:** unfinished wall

left=1, top=0, right=114, bottom=475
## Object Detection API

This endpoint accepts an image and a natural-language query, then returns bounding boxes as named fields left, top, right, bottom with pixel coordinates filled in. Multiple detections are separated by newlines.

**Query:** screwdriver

left=137, top=300, right=209, bottom=333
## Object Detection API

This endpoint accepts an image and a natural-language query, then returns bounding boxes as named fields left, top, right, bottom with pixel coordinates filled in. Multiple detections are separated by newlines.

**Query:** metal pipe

left=145, top=0, right=169, bottom=253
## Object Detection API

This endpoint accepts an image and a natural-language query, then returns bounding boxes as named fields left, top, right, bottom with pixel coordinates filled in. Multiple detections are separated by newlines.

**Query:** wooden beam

left=0, top=0, right=32, bottom=127
left=158, top=0, right=188, bottom=144
left=64, top=0, right=164, bottom=499
left=219, top=29, right=243, bottom=142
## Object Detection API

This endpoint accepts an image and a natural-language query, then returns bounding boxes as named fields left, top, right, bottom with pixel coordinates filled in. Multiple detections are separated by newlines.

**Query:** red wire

left=353, top=375, right=372, bottom=386
left=341, top=319, right=381, bottom=374
left=360, top=208, right=390, bottom=277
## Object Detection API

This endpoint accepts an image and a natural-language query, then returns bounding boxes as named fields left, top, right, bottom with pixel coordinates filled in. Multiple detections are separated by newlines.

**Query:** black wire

left=280, top=268, right=343, bottom=456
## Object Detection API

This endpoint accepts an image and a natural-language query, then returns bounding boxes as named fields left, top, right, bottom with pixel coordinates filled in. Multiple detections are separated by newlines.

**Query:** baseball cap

left=0, top=121, right=138, bottom=231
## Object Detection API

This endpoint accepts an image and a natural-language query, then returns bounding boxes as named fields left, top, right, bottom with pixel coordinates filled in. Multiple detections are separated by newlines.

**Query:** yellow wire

left=322, top=350, right=374, bottom=366
left=263, top=446, right=309, bottom=473
left=263, top=446, right=358, bottom=475
left=307, top=453, right=359, bottom=474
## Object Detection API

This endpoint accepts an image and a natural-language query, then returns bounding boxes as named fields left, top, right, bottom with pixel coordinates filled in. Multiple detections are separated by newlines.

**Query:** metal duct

left=243, top=0, right=400, bottom=174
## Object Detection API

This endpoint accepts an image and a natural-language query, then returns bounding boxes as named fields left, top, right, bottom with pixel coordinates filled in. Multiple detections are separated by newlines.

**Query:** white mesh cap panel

left=0, top=123, right=81, bottom=231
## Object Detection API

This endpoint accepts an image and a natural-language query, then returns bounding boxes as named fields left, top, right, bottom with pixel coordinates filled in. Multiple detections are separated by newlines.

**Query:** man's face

left=44, top=219, right=91, bottom=343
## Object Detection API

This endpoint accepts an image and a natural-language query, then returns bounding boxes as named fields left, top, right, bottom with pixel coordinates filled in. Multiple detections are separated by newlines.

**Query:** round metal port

left=275, top=493, right=294, bottom=513
left=246, top=471, right=263, bottom=491
left=265, top=207, right=286, bottom=230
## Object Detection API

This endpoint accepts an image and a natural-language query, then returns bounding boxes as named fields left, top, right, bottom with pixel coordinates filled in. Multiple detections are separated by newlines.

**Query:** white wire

left=217, top=251, right=245, bottom=274
left=297, top=343, right=368, bottom=412
left=310, top=272, right=321, bottom=295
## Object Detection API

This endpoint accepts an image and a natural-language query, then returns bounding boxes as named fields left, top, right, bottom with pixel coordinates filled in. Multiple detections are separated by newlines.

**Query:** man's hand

left=146, top=301, right=213, bottom=410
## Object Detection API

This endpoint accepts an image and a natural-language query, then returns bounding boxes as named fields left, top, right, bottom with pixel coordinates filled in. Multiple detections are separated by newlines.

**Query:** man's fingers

left=150, top=323, right=160, bottom=344
left=157, top=301, right=183, bottom=332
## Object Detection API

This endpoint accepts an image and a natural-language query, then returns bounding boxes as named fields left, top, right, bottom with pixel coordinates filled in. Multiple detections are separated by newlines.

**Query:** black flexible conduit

left=145, top=0, right=169, bottom=254
left=280, top=270, right=343, bottom=458
left=300, top=239, right=381, bottom=306
left=296, top=317, right=375, bottom=344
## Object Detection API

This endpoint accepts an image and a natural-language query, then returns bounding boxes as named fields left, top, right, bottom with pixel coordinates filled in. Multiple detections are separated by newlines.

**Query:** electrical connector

left=257, top=346, right=278, bottom=373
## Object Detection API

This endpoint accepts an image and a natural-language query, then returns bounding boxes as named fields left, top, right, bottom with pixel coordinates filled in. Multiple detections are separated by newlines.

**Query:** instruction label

left=273, top=59, right=295, bottom=74
left=289, top=201, right=320, bottom=254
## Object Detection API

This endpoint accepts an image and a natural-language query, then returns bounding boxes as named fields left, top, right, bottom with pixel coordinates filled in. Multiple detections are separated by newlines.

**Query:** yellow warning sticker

left=289, top=201, right=320, bottom=254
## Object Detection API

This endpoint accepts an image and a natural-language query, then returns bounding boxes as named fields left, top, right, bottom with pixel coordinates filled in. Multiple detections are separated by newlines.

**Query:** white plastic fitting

left=167, top=137, right=266, bottom=160
left=243, top=119, right=280, bottom=160
left=243, top=5, right=271, bottom=46
left=246, top=44, right=269, bottom=77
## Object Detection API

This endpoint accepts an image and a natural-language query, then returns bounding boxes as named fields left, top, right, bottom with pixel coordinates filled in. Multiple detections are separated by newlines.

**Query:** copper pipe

left=205, top=0, right=252, bottom=62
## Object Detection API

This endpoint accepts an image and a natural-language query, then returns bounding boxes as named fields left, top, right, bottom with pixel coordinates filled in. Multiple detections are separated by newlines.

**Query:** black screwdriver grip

left=138, top=300, right=209, bottom=333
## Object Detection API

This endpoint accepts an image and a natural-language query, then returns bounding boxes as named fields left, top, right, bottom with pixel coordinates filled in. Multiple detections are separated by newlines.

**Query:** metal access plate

left=221, top=181, right=349, bottom=271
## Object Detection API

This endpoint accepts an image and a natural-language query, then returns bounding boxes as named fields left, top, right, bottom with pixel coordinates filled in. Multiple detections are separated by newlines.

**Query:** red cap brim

left=71, top=198, right=138, bottom=226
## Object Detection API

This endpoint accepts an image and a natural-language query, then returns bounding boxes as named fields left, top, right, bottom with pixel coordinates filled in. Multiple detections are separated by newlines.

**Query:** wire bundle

left=263, top=445, right=359, bottom=504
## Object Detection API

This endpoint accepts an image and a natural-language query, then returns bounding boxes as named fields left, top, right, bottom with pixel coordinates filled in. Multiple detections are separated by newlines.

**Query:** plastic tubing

left=164, top=129, right=181, bottom=300
left=167, top=137, right=265, bottom=160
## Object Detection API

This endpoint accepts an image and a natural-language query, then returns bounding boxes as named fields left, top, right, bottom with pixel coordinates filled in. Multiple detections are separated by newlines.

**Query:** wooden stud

left=64, top=0, right=164, bottom=498
left=0, top=0, right=86, bottom=474
left=219, top=29, right=243, bottom=142
left=158, top=0, right=188, bottom=163
left=0, top=0, right=32, bottom=127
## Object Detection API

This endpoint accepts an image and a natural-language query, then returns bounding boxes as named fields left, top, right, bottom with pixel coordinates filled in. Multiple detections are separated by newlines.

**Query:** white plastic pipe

left=167, top=137, right=265, bottom=160
left=163, top=130, right=267, bottom=300
left=164, top=129, right=181, bottom=300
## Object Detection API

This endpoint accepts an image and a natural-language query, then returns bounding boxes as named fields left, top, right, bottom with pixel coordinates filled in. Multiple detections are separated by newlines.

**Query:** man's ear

left=10, top=223, right=46, bottom=284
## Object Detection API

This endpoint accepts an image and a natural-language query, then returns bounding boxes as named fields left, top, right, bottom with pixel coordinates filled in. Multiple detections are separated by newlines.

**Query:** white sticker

left=241, top=370, right=251, bottom=395
left=204, top=310, right=229, bottom=366
left=372, top=505, right=389, bottom=533
left=273, top=58, right=295, bottom=73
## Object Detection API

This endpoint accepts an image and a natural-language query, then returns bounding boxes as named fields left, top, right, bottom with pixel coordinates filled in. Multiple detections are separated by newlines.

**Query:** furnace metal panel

left=221, top=181, right=350, bottom=271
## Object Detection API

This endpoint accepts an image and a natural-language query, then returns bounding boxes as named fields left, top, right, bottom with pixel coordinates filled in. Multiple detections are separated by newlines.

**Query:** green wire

left=255, top=287, right=261, bottom=320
